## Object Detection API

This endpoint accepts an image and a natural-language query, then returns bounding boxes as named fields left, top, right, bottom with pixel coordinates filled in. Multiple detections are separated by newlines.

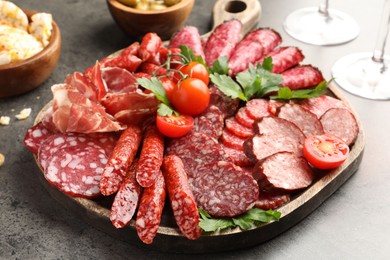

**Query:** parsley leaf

left=179, top=45, right=206, bottom=66
left=210, top=56, right=229, bottom=75
left=136, top=77, right=176, bottom=116
left=210, top=62, right=283, bottom=101
left=209, top=74, right=247, bottom=101
left=198, top=208, right=281, bottom=233
left=270, top=80, right=329, bottom=100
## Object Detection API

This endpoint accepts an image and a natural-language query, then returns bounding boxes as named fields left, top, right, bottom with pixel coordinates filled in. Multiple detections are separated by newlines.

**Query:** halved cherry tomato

left=171, top=78, right=210, bottom=116
left=156, top=114, right=194, bottom=138
left=303, top=134, right=350, bottom=170
left=179, top=61, right=209, bottom=85
left=159, top=77, right=176, bottom=101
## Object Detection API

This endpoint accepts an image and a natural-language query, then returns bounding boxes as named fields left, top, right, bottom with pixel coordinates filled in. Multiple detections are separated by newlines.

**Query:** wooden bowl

left=106, top=0, right=195, bottom=40
left=0, top=10, right=61, bottom=98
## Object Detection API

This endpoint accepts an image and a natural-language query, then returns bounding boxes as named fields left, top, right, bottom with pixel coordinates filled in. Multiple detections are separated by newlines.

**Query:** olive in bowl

left=0, top=9, right=61, bottom=98
left=106, top=0, right=195, bottom=40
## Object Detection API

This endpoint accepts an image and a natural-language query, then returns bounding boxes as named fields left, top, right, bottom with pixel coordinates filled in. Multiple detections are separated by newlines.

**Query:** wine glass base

left=332, top=52, right=390, bottom=100
left=283, top=7, right=360, bottom=46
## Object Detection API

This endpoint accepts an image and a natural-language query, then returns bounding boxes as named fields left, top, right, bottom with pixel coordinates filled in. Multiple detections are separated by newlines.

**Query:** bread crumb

left=0, top=116, right=11, bottom=125
left=15, top=108, right=32, bottom=120
left=0, top=153, right=4, bottom=167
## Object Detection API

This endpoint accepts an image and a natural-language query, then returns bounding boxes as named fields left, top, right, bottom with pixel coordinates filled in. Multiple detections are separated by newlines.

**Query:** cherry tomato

left=156, top=114, right=194, bottom=138
left=303, top=134, right=350, bottom=170
left=171, top=78, right=210, bottom=116
left=159, top=77, right=176, bottom=101
left=179, top=61, right=210, bottom=85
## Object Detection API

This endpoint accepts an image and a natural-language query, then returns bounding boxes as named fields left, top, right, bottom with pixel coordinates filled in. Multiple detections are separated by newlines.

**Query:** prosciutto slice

left=51, top=84, right=125, bottom=133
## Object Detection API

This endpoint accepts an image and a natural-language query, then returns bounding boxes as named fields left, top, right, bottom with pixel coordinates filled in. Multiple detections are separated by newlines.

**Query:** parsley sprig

left=199, top=208, right=281, bottom=232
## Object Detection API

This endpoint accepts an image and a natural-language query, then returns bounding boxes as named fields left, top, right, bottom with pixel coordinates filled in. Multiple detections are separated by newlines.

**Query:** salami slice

left=136, top=125, right=165, bottom=188
left=100, top=125, right=142, bottom=196
left=43, top=138, right=108, bottom=198
left=209, top=86, right=239, bottom=117
left=254, top=190, right=291, bottom=210
left=268, top=99, right=287, bottom=115
left=222, top=145, right=254, bottom=167
left=191, top=161, right=259, bottom=217
left=281, top=65, right=325, bottom=90
left=277, top=103, right=324, bottom=137
left=228, top=28, right=282, bottom=75
left=221, top=129, right=248, bottom=151
left=225, top=116, right=254, bottom=138
left=136, top=172, right=166, bottom=244
left=162, top=155, right=201, bottom=240
left=166, top=132, right=230, bottom=179
left=235, top=107, right=254, bottom=128
left=300, top=95, right=350, bottom=118
left=201, top=104, right=226, bottom=138
left=110, top=161, right=141, bottom=228
left=244, top=117, right=305, bottom=162
left=204, top=19, right=242, bottom=66
left=191, top=115, right=218, bottom=140
left=169, top=26, right=205, bottom=60
left=320, top=108, right=359, bottom=145
left=254, top=152, right=314, bottom=191
left=257, top=46, right=304, bottom=73
left=245, top=98, right=271, bottom=120
left=24, top=122, right=53, bottom=155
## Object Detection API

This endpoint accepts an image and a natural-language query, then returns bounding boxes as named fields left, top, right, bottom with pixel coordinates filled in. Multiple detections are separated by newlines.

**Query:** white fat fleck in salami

left=191, top=161, right=259, bottom=218
left=277, top=103, right=324, bottom=137
left=244, top=117, right=306, bottom=162
left=43, top=142, right=108, bottom=198
left=300, top=95, right=350, bottom=118
left=320, top=108, right=359, bottom=146
left=254, top=152, right=314, bottom=191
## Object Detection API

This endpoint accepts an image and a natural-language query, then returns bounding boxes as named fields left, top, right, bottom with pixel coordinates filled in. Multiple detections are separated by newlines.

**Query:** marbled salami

left=110, top=161, right=141, bottom=228
left=24, top=122, right=53, bottom=155
left=258, top=46, right=304, bottom=73
left=281, top=65, right=325, bottom=90
left=136, top=172, right=166, bottom=244
left=162, top=155, right=201, bottom=240
left=136, top=125, right=165, bottom=188
left=100, top=125, right=142, bottom=196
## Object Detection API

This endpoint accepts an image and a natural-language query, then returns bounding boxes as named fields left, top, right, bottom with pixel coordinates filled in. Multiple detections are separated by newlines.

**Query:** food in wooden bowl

left=106, top=0, right=194, bottom=40
left=0, top=2, right=61, bottom=98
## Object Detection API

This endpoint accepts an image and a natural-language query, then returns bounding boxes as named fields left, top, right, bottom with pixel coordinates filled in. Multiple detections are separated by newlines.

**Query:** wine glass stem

left=319, top=0, right=329, bottom=17
left=372, top=0, right=390, bottom=72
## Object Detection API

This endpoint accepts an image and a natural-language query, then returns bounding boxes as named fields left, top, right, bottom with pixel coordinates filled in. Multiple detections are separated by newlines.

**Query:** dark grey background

left=1, top=0, right=389, bottom=259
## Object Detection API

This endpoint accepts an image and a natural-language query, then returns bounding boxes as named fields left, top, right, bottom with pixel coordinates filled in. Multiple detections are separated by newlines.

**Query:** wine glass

left=283, top=0, right=360, bottom=46
left=332, top=0, right=390, bottom=100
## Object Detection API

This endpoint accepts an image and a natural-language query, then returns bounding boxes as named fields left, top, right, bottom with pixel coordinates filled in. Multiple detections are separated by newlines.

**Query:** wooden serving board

left=34, top=83, right=365, bottom=253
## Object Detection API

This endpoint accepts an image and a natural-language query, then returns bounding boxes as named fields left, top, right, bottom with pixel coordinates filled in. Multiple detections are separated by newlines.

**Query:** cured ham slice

left=101, top=67, right=138, bottom=93
left=101, top=89, right=159, bottom=125
left=51, top=84, right=124, bottom=133
left=65, top=72, right=98, bottom=101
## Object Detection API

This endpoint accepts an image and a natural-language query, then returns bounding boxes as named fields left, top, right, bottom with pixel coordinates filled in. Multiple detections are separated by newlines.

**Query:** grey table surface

left=1, top=0, right=390, bottom=259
